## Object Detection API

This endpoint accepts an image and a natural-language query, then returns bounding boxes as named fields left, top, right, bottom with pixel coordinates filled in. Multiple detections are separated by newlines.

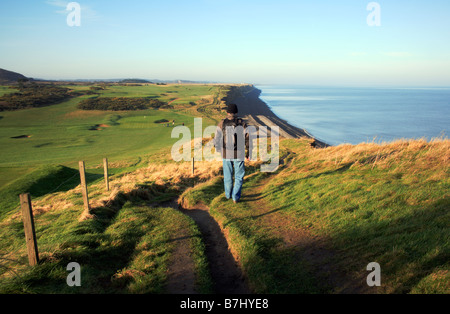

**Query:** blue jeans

left=223, top=159, right=245, bottom=202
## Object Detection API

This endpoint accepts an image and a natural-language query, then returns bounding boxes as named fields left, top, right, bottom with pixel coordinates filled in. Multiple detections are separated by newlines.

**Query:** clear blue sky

left=1, top=0, right=449, bottom=86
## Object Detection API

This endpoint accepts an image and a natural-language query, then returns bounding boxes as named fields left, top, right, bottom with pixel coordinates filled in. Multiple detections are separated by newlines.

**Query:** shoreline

left=227, top=85, right=330, bottom=148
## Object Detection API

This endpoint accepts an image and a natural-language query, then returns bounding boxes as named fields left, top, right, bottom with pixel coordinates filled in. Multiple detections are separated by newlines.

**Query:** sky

left=0, top=0, right=449, bottom=86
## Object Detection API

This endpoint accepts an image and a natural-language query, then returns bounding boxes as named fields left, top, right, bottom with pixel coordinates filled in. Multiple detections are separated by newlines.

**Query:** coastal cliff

left=224, top=85, right=329, bottom=147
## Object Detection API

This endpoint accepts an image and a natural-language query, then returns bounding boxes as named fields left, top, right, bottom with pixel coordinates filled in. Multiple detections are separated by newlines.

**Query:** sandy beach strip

left=227, top=85, right=329, bottom=147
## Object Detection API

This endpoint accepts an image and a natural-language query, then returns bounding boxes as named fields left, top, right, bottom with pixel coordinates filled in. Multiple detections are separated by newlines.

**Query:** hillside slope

left=182, top=137, right=449, bottom=294
left=0, top=68, right=28, bottom=84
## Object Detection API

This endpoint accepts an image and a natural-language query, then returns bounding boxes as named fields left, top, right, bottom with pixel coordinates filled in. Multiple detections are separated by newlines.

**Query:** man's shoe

left=233, top=199, right=238, bottom=204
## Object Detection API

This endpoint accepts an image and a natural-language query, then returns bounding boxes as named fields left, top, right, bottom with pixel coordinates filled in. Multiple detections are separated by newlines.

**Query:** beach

left=227, top=85, right=329, bottom=147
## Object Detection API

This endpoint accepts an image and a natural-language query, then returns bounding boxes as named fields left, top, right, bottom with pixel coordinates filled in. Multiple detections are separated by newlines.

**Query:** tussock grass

left=0, top=200, right=209, bottom=294
left=0, top=154, right=218, bottom=293
left=281, top=137, right=449, bottom=294
left=183, top=137, right=449, bottom=294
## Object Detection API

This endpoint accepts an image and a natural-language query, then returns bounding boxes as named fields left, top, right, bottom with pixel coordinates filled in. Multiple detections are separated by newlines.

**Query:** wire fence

left=15, top=159, right=111, bottom=266
left=46, top=172, right=80, bottom=195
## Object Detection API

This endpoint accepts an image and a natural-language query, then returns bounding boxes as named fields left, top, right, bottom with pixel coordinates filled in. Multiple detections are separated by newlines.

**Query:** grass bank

left=0, top=159, right=216, bottom=293
left=182, top=137, right=449, bottom=294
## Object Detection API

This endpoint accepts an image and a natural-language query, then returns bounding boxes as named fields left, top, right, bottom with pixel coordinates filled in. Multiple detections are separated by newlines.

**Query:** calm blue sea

left=256, top=85, right=450, bottom=146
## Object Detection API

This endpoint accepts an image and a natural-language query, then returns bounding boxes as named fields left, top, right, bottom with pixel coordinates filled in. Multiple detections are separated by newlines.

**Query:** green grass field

left=0, top=84, right=224, bottom=188
left=0, top=86, right=18, bottom=97
left=0, top=83, right=222, bottom=293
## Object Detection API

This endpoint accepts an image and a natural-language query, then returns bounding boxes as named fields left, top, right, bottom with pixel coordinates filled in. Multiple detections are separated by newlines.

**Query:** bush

left=77, top=97, right=169, bottom=111
left=0, top=84, right=72, bottom=111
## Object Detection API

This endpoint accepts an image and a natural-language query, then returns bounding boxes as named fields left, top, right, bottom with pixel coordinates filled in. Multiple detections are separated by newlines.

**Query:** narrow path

left=164, top=158, right=370, bottom=293
left=164, top=199, right=251, bottom=294
left=164, top=204, right=198, bottom=294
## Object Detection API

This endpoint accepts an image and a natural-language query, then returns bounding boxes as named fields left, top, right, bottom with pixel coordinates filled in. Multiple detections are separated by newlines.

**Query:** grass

left=0, top=165, right=80, bottom=220
left=0, top=86, right=18, bottom=97
left=0, top=101, right=202, bottom=168
left=277, top=138, right=449, bottom=294
left=0, top=200, right=211, bottom=294
left=0, top=160, right=216, bottom=294
left=0, top=84, right=224, bottom=171
left=182, top=137, right=449, bottom=294
left=0, top=83, right=224, bottom=293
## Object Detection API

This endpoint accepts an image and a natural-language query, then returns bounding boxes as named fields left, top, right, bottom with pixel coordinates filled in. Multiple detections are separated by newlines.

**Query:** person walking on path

left=214, top=104, right=250, bottom=203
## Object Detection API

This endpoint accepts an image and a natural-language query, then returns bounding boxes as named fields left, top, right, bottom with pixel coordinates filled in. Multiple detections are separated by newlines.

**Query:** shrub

left=77, top=97, right=169, bottom=111
left=0, top=84, right=72, bottom=111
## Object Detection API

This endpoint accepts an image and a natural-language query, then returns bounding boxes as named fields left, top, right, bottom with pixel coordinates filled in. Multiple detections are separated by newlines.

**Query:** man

left=214, top=103, right=250, bottom=203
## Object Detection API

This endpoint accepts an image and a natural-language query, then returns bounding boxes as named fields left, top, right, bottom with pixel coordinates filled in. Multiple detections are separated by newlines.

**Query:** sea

left=256, top=85, right=450, bottom=146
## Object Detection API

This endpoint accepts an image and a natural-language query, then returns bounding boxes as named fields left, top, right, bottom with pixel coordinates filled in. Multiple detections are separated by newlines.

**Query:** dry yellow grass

left=306, top=137, right=449, bottom=174
left=7, top=191, right=75, bottom=222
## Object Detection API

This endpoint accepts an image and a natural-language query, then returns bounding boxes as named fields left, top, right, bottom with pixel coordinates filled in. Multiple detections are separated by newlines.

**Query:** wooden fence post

left=19, top=193, right=39, bottom=266
left=78, top=161, right=90, bottom=215
left=192, top=157, right=195, bottom=175
left=103, top=158, right=109, bottom=191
